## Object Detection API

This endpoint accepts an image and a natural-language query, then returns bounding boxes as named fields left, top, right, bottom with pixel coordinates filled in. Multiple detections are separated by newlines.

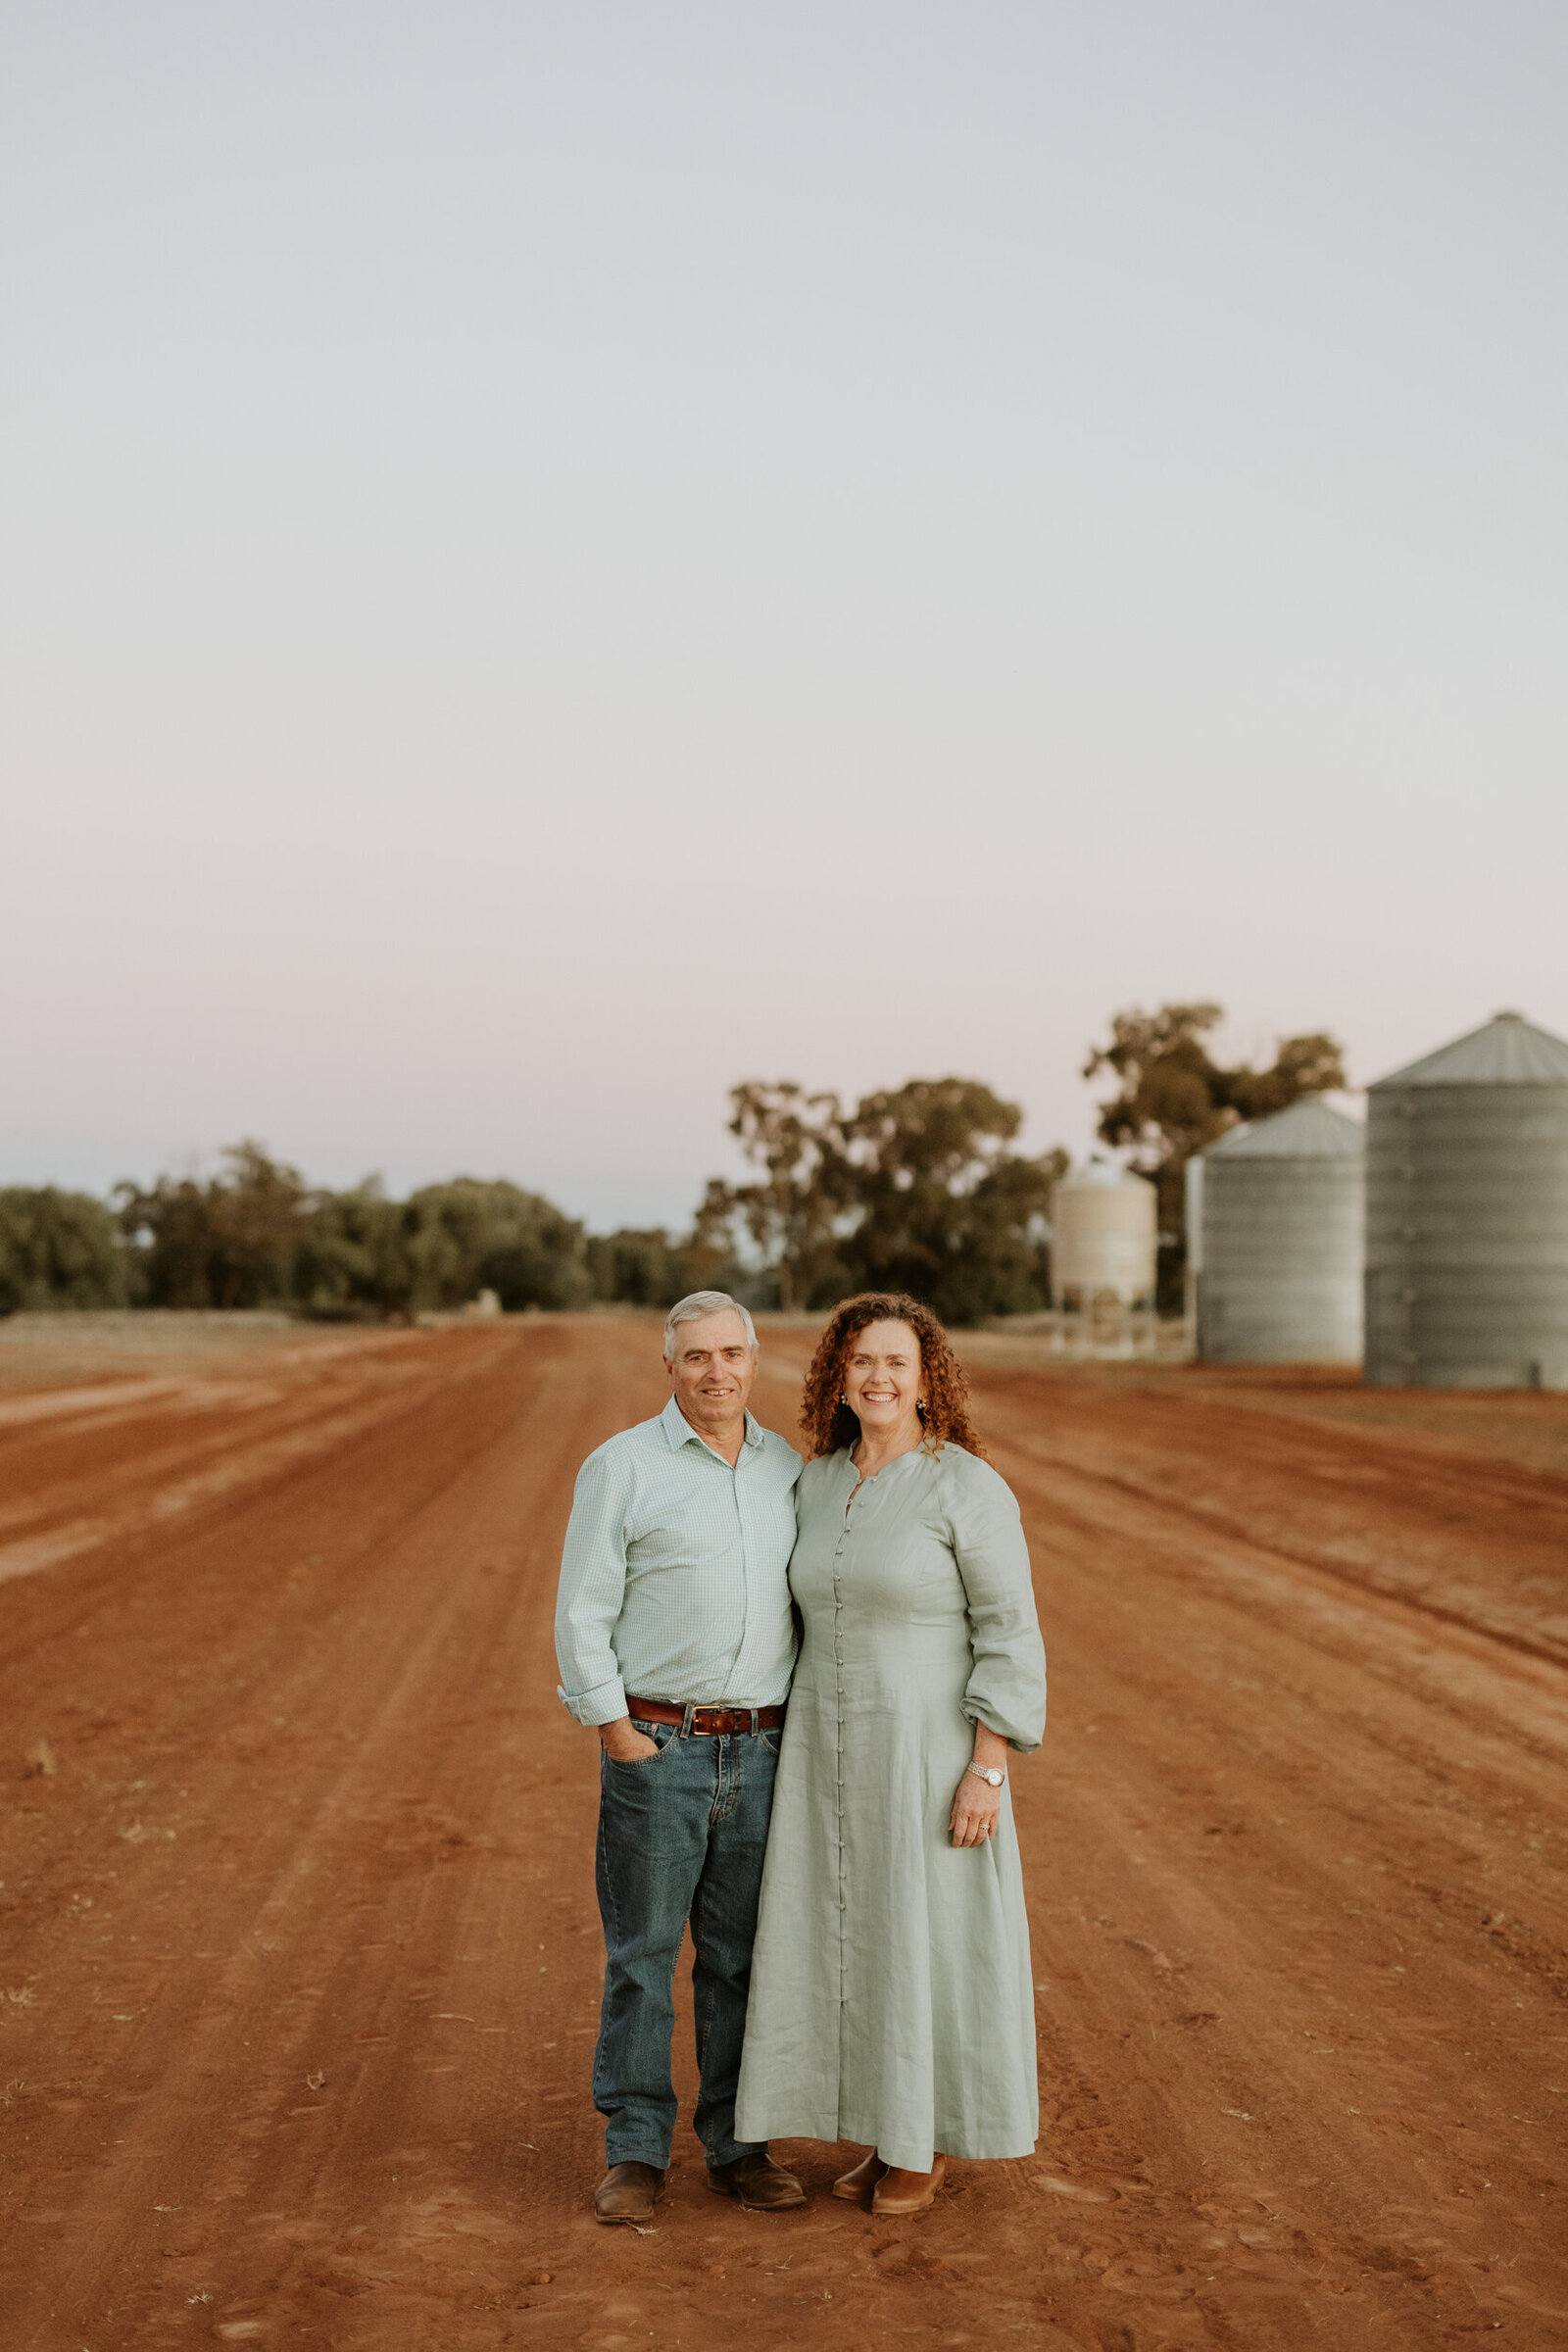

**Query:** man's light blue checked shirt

left=555, top=1395, right=804, bottom=1727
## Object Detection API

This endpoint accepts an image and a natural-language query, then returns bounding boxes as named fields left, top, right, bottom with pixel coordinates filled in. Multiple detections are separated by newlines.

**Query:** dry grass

left=0, top=1309, right=348, bottom=1394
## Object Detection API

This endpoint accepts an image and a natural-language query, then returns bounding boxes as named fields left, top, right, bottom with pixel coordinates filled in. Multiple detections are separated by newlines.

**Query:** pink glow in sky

left=4, top=5, right=1565, bottom=1229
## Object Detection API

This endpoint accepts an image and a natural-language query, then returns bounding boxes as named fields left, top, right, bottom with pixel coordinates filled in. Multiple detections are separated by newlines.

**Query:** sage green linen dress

left=734, top=1442, right=1047, bottom=2172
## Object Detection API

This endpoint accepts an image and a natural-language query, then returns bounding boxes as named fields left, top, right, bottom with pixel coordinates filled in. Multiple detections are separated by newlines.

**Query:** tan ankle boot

left=831, top=2148, right=888, bottom=2205
left=871, top=2152, right=947, bottom=2215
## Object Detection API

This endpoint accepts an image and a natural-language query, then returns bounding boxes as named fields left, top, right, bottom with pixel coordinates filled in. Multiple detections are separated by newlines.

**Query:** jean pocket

left=607, top=1720, right=677, bottom=1768
left=758, top=1729, right=782, bottom=1758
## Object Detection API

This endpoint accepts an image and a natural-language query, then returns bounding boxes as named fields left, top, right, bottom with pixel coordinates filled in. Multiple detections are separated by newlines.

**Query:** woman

left=734, top=1292, right=1047, bottom=2216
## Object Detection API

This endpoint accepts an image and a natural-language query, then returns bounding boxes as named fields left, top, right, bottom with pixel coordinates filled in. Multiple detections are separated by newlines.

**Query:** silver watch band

left=965, top=1762, right=1005, bottom=1786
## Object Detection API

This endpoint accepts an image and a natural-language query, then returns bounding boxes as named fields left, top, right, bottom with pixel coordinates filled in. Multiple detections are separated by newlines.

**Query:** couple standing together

left=554, top=1287, right=1047, bottom=2223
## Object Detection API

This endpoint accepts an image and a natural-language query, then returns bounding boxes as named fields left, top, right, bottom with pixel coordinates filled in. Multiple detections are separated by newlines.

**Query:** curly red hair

left=799, top=1292, right=987, bottom=1461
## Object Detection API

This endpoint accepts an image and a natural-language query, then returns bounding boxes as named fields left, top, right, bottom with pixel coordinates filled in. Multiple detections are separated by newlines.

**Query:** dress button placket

left=833, top=1498, right=851, bottom=2035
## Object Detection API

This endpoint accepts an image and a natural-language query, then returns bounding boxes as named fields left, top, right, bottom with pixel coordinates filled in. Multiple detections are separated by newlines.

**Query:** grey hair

left=662, top=1290, right=758, bottom=1359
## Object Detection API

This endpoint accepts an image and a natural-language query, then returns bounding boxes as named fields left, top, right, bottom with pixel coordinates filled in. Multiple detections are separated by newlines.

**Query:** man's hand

left=599, top=1715, right=661, bottom=1765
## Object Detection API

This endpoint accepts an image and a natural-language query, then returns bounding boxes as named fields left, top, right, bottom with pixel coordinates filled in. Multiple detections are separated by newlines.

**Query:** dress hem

left=736, top=2108, right=1037, bottom=2169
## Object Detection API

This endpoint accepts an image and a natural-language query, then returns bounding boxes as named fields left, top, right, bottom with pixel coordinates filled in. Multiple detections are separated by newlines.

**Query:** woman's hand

left=950, top=1769, right=1002, bottom=1847
left=950, top=1724, right=1009, bottom=1846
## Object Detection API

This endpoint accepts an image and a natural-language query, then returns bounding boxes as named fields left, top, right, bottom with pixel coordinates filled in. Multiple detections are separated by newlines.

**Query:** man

left=555, top=1290, right=807, bottom=2224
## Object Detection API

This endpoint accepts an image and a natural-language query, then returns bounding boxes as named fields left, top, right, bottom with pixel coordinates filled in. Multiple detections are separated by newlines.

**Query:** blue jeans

left=593, top=1715, right=780, bottom=2170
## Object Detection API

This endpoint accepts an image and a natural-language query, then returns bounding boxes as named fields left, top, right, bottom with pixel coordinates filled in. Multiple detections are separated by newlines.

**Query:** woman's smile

left=843, top=1319, right=928, bottom=1448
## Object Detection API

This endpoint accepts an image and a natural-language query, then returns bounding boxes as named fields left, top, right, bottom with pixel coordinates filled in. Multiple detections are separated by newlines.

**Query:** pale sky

left=4, top=3, right=1565, bottom=1230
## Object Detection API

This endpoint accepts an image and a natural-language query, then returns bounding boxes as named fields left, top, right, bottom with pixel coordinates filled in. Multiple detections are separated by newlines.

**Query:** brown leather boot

left=594, top=2160, right=666, bottom=2224
left=831, top=2148, right=888, bottom=2206
left=871, top=2153, right=948, bottom=2216
left=708, top=2152, right=808, bottom=2211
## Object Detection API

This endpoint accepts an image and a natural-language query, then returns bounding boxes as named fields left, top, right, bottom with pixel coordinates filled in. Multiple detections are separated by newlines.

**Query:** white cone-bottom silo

left=1191, top=1098, right=1364, bottom=1364
left=1050, top=1160, right=1157, bottom=1353
left=1364, top=1010, right=1568, bottom=1389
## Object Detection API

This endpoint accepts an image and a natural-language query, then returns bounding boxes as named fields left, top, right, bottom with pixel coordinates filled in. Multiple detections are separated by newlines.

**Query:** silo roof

left=1057, top=1158, right=1154, bottom=1190
left=1369, top=1010, right=1568, bottom=1089
left=1205, top=1097, right=1365, bottom=1158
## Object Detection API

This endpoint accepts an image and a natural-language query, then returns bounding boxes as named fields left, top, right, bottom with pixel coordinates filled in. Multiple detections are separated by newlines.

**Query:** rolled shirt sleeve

left=951, top=1462, right=1048, bottom=1753
left=555, top=1449, right=634, bottom=1726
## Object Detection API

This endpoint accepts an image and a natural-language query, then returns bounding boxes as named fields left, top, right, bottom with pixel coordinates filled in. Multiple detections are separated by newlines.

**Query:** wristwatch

left=966, top=1763, right=1005, bottom=1788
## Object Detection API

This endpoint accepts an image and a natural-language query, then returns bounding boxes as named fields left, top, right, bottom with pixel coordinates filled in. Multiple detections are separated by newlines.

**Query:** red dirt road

left=2, top=1317, right=1567, bottom=2350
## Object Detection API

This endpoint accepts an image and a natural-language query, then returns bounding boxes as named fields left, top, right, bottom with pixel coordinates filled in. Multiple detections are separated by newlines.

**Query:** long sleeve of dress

left=950, top=1459, right=1047, bottom=1752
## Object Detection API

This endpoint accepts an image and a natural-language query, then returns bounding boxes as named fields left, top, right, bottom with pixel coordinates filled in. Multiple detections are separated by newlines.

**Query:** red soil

left=2, top=1317, right=1566, bottom=2349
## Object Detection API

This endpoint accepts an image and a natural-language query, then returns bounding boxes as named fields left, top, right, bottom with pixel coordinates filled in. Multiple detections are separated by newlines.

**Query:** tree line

left=0, top=1004, right=1344, bottom=1323
left=0, top=1149, right=645, bottom=1321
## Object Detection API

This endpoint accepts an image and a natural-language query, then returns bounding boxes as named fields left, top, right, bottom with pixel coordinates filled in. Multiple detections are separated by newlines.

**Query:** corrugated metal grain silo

left=1364, top=1010, right=1568, bottom=1389
left=1192, top=1098, right=1365, bottom=1364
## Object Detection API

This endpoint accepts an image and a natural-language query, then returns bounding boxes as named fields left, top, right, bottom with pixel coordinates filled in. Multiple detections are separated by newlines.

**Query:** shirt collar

left=661, top=1394, right=764, bottom=1455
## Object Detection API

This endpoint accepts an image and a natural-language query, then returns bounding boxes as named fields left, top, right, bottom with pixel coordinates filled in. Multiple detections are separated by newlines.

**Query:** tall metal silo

left=1051, top=1160, right=1156, bottom=1353
left=1364, top=1010, right=1568, bottom=1389
left=1192, top=1098, right=1364, bottom=1364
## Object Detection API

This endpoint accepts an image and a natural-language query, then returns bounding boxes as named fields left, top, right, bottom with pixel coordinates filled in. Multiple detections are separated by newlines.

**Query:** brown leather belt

left=626, top=1695, right=786, bottom=1736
